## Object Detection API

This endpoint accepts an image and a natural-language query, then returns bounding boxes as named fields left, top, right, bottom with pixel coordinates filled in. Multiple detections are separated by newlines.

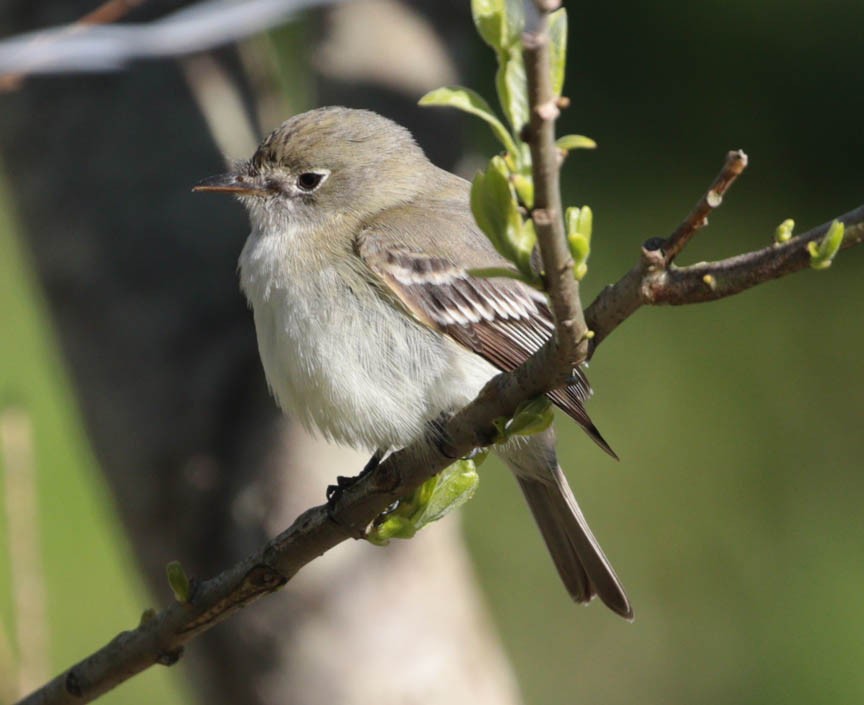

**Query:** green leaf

left=566, top=206, right=593, bottom=280
left=556, top=134, right=597, bottom=152
left=511, top=172, right=534, bottom=208
left=505, top=396, right=555, bottom=437
left=774, top=218, right=795, bottom=244
left=366, top=460, right=480, bottom=544
left=166, top=561, right=191, bottom=603
left=419, top=86, right=517, bottom=156
left=512, top=217, right=537, bottom=276
left=471, top=157, right=515, bottom=256
left=548, top=8, right=568, bottom=97
left=471, top=0, right=524, bottom=50
left=471, top=158, right=539, bottom=280
left=496, top=49, right=529, bottom=133
left=807, top=220, right=844, bottom=270
left=418, top=459, right=480, bottom=524
left=471, top=0, right=505, bottom=49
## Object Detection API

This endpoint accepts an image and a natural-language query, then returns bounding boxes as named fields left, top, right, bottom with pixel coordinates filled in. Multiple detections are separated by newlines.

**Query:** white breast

left=238, top=223, right=496, bottom=451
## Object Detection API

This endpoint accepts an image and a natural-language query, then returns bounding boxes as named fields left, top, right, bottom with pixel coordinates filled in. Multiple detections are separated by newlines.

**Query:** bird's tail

left=499, top=432, right=632, bottom=619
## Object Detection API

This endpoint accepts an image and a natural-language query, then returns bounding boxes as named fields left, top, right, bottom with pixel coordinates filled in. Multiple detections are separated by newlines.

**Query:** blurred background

left=0, top=1, right=862, bottom=704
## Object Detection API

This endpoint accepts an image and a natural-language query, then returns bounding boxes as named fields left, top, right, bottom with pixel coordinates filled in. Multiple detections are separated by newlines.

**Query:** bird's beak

left=192, top=173, right=272, bottom=196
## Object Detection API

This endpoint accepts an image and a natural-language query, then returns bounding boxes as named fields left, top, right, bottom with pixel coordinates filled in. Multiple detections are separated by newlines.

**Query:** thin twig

left=648, top=205, right=864, bottom=304
left=584, top=148, right=750, bottom=352
left=662, top=150, right=749, bottom=264
left=585, top=190, right=864, bottom=352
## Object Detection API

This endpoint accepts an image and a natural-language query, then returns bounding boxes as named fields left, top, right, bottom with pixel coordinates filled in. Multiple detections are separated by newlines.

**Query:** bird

left=194, top=106, right=632, bottom=619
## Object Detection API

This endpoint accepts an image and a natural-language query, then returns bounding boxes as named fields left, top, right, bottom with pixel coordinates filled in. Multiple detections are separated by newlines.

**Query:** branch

left=585, top=155, right=864, bottom=353
left=523, top=0, right=589, bottom=378
left=0, top=0, right=338, bottom=87
left=0, top=0, right=149, bottom=92
left=662, top=150, right=749, bottom=264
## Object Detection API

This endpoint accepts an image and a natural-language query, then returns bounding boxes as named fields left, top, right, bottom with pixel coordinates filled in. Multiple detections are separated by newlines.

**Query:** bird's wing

left=356, top=217, right=615, bottom=458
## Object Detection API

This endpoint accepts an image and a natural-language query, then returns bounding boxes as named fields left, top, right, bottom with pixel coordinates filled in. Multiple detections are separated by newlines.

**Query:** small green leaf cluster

left=492, top=396, right=555, bottom=443
left=166, top=560, right=191, bottom=603
left=419, top=0, right=596, bottom=286
left=566, top=205, right=593, bottom=280
left=807, top=220, right=844, bottom=270
left=366, top=459, right=480, bottom=544
left=775, top=218, right=795, bottom=244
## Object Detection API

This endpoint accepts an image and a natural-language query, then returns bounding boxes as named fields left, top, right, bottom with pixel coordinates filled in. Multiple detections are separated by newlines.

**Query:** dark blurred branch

left=0, top=0, right=148, bottom=92
left=0, top=0, right=337, bottom=82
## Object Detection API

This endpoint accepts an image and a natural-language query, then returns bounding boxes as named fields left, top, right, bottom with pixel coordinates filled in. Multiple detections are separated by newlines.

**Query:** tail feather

left=515, top=471, right=633, bottom=619
left=499, top=430, right=632, bottom=619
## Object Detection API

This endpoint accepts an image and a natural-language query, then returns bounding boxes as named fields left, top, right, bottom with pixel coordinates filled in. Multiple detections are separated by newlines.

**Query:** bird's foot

left=326, top=449, right=384, bottom=503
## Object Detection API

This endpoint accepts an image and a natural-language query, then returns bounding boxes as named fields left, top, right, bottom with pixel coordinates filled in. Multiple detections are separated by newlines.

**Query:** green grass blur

left=0, top=178, right=185, bottom=703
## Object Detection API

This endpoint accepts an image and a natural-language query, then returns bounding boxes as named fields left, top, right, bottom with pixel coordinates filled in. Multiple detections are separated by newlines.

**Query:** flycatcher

left=195, top=106, right=632, bottom=619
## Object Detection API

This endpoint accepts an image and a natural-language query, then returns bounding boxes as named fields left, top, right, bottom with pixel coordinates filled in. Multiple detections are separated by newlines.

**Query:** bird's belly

left=251, top=282, right=495, bottom=451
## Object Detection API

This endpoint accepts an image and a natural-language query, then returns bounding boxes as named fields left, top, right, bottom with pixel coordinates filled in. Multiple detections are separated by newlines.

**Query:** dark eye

left=297, top=172, right=325, bottom=191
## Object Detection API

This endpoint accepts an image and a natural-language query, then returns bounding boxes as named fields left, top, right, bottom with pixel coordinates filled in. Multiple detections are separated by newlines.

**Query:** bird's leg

left=326, top=448, right=385, bottom=502
left=427, top=412, right=460, bottom=459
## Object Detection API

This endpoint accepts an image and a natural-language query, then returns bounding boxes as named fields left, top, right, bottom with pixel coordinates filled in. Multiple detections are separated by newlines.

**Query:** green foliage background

left=1, top=2, right=862, bottom=704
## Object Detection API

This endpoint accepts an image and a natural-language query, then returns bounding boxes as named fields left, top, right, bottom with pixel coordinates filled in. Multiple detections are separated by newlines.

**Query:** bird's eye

left=296, top=172, right=325, bottom=192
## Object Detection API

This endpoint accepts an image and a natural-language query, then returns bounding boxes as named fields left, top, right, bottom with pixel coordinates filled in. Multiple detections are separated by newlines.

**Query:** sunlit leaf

left=807, top=220, right=844, bottom=270
left=471, top=156, right=515, bottom=258
left=420, top=86, right=517, bottom=155
left=496, top=50, right=529, bottom=132
left=471, top=0, right=524, bottom=50
left=774, top=218, right=795, bottom=244
left=471, top=157, right=538, bottom=281
left=556, top=134, right=597, bottom=152
left=366, top=460, right=480, bottom=544
left=166, top=561, right=191, bottom=603
left=471, top=0, right=506, bottom=49
left=549, top=8, right=568, bottom=96
left=566, top=205, right=593, bottom=280
left=505, top=396, right=555, bottom=437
